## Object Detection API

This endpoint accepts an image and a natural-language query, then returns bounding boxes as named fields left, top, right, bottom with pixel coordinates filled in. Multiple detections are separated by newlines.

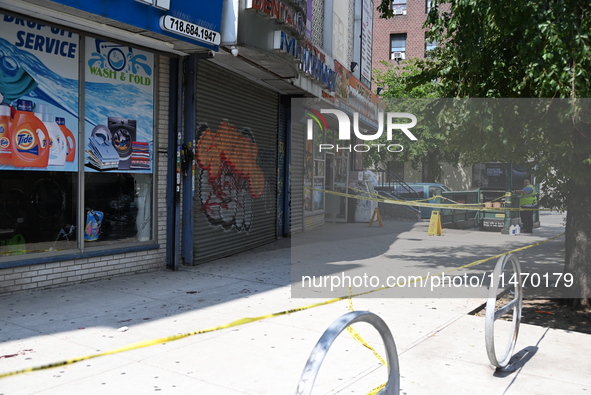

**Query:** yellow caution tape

left=346, top=289, right=389, bottom=393
left=367, top=383, right=387, bottom=395
left=309, top=187, right=557, bottom=212
left=350, top=231, right=566, bottom=297
left=350, top=186, right=454, bottom=205
left=0, top=232, right=565, bottom=380
left=359, top=231, right=566, bottom=395
left=348, top=186, right=510, bottom=206
left=349, top=186, right=446, bottom=204
left=347, top=289, right=388, bottom=367
left=0, top=297, right=344, bottom=379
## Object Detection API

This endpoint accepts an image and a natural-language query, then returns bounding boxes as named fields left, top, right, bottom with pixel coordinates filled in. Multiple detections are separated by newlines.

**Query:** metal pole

left=485, top=254, right=523, bottom=369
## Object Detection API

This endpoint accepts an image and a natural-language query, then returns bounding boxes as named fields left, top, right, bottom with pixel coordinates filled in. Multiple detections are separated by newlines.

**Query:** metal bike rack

left=485, top=254, right=523, bottom=369
left=296, top=311, right=400, bottom=395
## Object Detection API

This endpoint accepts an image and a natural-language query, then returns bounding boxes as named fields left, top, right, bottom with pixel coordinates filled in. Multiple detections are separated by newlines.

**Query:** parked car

left=376, top=183, right=451, bottom=219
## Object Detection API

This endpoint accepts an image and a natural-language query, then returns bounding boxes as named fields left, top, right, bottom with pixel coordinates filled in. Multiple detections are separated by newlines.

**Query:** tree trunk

left=564, top=179, right=591, bottom=309
left=421, top=158, right=431, bottom=182
left=421, top=150, right=440, bottom=183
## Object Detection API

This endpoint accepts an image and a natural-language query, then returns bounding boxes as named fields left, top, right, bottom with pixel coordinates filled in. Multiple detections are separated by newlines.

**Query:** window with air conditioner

left=390, top=33, right=407, bottom=60
left=392, top=0, right=407, bottom=15
left=391, top=52, right=406, bottom=60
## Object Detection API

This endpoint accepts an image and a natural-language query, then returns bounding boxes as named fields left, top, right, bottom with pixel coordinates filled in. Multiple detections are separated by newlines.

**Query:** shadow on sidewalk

left=0, top=216, right=566, bottom=345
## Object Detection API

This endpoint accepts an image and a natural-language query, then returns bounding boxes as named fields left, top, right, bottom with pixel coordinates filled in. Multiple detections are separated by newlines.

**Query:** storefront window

left=0, top=14, right=80, bottom=257
left=305, top=121, right=325, bottom=212
left=0, top=13, right=155, bottom=260
left=1, top=171, right=77, bottom=256
left=83, top=37, right=155, bottom=246
left=84, top=172, right=152, bottom=244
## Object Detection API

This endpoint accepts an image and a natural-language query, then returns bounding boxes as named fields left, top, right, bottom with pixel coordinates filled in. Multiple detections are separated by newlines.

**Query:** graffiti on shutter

left=196, top=120, right=266, bottom=233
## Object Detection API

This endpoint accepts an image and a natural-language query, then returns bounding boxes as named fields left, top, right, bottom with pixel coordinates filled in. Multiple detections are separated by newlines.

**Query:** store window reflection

left=0, top=171, right=77, bottom=256
left=0, top=14, right=155, bottom=263
left=84, top=172, right=152, bottom=245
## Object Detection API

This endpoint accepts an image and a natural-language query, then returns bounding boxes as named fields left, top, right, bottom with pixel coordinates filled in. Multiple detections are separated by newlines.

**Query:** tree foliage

left=377, top=0, right=591, bottom=306
left=369, top=59, right=459, bottom=182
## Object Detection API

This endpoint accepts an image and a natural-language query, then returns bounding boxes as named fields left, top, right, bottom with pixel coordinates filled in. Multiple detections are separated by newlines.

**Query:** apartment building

left=372, top=0, right=435, bottom=86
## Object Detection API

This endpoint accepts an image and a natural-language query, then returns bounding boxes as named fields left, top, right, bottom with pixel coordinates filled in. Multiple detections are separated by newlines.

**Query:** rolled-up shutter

left=193, top=61, right=278, bottom=263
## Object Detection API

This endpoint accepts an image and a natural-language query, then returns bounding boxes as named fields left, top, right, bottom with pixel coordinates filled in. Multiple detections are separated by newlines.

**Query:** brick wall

left=0, top=55, right=170, bottom=295
left=371, top=0, right=432, bottom=90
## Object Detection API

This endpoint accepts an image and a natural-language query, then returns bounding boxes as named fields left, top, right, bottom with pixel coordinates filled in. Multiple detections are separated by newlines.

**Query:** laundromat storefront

left=0, top=13, right=157, bottom=264
left=193, top=61, right=278, bottom=262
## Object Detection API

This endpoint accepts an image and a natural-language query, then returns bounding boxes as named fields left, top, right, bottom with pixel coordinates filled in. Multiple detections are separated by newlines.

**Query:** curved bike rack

left=485, top=254, right=523, bottom=369
left=296, top=311, right=400, bottom=395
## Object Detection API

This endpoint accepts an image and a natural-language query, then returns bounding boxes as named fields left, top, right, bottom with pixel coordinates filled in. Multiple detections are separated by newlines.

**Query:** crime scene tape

left=0, top=232, right=565, bottom=380
left=349, top=185, right=493, bottom=206
left=350, top=186, right=509, bottom=206
left=347, top=228, right=564, bottom=395
left=367, top=383, right=387, bottom=395
left=346, top=289, right=388, bottom=367
left=311, top=187, right=558, bottom=212
left=345, top=289, right=390, bottom=395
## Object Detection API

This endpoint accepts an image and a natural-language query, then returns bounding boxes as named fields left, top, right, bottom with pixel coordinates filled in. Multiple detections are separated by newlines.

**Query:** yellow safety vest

left=520, top=185, right=537, bottom=207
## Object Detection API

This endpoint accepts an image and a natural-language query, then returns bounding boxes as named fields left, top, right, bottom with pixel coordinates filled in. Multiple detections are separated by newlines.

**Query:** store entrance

left=324, top=151, right=349, bottom=222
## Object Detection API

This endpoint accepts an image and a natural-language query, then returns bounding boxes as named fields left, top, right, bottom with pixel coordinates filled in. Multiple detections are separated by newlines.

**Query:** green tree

left=377, top=0, right=591, bottom=307
left=370, top=59, right=458, bottom=182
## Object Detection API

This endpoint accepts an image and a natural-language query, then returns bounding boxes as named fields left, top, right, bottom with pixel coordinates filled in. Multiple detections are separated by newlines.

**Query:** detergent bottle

left=37, top=104, right=66, bottom=166
left=56, top=117, right=76, bottom=162
left=11, top=99, right=49, bottom=167
left=0, top=104, right=12, bottom=165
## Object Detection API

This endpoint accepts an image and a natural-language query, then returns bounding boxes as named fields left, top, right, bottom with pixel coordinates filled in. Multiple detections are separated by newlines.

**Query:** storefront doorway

left=324, top=143, right=349, bottom=222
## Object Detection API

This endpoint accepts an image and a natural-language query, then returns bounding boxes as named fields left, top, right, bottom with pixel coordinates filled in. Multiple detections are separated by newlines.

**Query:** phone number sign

left=160, top=15, right=221, bottom=46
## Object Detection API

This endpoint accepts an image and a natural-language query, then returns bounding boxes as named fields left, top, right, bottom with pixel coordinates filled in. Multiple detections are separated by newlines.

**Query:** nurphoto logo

left=305, top=108, right=418, bottom=153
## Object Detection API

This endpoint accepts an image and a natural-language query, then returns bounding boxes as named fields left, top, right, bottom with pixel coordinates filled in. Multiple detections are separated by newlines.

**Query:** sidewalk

left=1, top=212, right=589, bottom=394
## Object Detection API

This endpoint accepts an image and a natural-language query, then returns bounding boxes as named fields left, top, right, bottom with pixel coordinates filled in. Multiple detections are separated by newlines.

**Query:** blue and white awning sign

left=50, top=0, right=223, bottom=51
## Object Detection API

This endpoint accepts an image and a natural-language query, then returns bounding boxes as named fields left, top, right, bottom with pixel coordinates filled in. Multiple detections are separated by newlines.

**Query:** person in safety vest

left=513, top=179, right=538, bottom=233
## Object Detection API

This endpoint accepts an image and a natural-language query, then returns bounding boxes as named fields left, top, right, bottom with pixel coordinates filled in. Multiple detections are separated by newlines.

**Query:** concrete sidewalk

left=0, top=212, right=589, bottom=394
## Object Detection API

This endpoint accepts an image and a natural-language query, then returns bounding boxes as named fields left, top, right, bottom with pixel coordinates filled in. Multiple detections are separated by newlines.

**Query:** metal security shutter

left=304, top=212, right=325, bottom=231
left=193, top=61, right=278, bottom=263
left=290, top=122, right=305, bottom=233
left=277, top=97, right=288, bottom=237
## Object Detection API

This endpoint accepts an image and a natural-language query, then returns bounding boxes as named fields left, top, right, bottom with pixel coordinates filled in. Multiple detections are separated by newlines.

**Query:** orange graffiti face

left=196, top=121, right=265, bottom=232
left=197, top=121, right=264, bottom=198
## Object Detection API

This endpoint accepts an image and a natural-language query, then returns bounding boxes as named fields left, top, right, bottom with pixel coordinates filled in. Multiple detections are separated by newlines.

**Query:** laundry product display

left=86, top=125, right=119, bottom=170
left=130, top=141, right=150, bottom=169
